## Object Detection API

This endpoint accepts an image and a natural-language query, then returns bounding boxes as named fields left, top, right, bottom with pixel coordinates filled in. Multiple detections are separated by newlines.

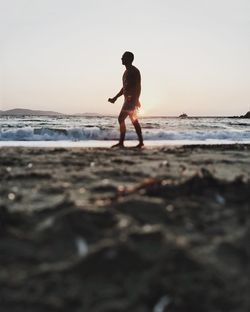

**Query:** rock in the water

left=240, top=111, right=250, bottom=118
left=243, top=111, right=250, bottom=118
left=179, top=113, right=188, bottom=118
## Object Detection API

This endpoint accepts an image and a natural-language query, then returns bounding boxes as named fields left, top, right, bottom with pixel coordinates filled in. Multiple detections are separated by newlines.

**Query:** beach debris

left=123, top=177, right=162, bottom=194
left=27, top=163, right=33, bottom=169
left=90, top=161, right=95, bottom=167
left=37, top=217, right=54, bottom=231
left=153, top=295, right=171, bottom=312
left=75, top=237, right=89, bottom=258
left=215, top=194, right=225, bottom=205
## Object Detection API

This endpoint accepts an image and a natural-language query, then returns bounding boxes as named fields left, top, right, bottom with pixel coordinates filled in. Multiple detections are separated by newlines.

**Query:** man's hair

left=123, top=51, right=134, bottom=63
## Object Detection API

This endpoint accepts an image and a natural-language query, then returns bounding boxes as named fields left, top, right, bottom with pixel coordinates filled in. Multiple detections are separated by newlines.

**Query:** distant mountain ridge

left=74, top=113, right=103, bottom=117
left=0, top=108, right=63, bottom=116
left=0, top=108, right=105, bottom=117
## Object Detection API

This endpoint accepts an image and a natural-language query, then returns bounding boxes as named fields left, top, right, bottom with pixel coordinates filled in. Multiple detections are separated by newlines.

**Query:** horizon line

left=0, top=107, right=249, bottom=118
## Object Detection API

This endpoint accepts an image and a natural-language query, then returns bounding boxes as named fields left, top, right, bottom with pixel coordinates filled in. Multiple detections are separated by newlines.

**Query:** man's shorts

left=122, top=101, right=136, bottom=113
left=122, top=100, right=140, bottom=114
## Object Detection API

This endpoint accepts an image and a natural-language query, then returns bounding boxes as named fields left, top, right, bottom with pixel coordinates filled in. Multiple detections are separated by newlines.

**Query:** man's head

left=121, top=51, right=134, bottom=66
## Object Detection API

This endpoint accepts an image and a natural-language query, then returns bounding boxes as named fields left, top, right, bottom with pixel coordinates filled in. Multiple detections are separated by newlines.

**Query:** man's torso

left=122, top=66, right=141, bottom=106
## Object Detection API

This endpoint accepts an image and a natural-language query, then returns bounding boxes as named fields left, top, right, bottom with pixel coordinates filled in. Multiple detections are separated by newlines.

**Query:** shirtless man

left=108, top=51, right=144, bottom=148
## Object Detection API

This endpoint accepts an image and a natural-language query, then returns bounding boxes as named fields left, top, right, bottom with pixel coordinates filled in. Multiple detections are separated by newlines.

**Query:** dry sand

left=0, top=144, right=250, bottom=311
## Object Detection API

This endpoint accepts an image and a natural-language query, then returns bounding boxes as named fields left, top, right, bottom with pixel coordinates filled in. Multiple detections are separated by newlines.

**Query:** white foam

left=1, top=139, right=249, bottom=148
left=1, top=126, right=250, bottom=142
left=1, top=116, right=250, bottom=143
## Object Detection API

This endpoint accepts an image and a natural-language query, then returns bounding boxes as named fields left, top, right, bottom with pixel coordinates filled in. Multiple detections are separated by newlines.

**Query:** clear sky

left=0, top=0, right=249, bottom=116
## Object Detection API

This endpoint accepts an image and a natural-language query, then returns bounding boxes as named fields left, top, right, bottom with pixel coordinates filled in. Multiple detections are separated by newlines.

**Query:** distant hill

left=73, top=113, right=103, bottom=117
left=0, top=109, right=107, bottom=117
left=0, top=108, right=64, bottom=116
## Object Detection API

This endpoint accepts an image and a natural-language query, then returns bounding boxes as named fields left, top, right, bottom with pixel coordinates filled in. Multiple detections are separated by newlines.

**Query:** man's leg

left=112, top=110, right=129, bottom=148
left=129, top=113, right=144, bottom=147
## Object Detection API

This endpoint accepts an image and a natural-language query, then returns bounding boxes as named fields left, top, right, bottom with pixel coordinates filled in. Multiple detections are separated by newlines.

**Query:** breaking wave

left=1, top=126, right=250, bottom=141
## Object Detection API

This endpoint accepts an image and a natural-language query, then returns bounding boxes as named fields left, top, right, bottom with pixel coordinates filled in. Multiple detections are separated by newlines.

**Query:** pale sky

left=0, top=0, right=249, bottom=116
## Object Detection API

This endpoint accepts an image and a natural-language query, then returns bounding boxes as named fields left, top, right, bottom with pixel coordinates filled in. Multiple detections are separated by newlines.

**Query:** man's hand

left=108, top=97, right=117, bottom=104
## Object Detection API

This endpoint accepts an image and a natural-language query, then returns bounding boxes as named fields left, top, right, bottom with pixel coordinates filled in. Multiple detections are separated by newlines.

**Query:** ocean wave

left=1, top=126, right=250, bottom=141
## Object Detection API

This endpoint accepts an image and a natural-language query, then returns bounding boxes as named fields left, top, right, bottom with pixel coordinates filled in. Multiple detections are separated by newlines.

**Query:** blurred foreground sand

left=0, top=144, right=250, bottom=311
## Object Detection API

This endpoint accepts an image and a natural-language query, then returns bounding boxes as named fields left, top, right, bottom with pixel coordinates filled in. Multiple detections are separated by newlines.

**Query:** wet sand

left=0, top=144, right=250, bottom=311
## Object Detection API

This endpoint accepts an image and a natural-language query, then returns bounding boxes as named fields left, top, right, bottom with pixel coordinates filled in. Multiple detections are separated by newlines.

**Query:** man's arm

left=108, top=88, right=123, bottom=103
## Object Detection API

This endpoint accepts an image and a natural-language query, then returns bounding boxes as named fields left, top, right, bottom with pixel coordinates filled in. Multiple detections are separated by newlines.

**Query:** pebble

left=166, top=204, right=174, bottom=212
left=6, top=167, right=12, bottom=172
left=8, top=193, right=16, bottom=201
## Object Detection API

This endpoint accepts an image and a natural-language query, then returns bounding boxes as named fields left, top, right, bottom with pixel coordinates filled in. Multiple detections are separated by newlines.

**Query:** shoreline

left=1, top=139, right=250, bottom=148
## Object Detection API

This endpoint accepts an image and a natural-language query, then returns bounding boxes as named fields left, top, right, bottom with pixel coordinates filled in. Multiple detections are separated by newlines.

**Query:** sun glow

left=137, top=107, right=145, bottom=117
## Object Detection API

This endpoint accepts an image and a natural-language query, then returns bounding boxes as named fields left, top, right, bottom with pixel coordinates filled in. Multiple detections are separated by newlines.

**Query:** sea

left=0, top=115, right=250, bottom=147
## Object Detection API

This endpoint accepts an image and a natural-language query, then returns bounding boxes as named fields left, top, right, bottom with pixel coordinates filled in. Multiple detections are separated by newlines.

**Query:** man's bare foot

left=111, top=142, right=125, bottom=148
left=133, top=142, right=144, bottom=149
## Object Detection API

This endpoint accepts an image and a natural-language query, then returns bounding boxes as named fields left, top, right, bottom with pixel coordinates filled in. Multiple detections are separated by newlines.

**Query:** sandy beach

left=1, top=144, right=250, bottom=311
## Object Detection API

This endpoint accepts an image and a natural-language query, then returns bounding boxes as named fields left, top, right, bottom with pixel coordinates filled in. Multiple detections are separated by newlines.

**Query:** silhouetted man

left=108, top=51, right=144, bottom=148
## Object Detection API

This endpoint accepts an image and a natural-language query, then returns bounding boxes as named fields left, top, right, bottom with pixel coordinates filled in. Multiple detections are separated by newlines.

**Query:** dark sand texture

left=0, top=145, right=250, bottom=312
